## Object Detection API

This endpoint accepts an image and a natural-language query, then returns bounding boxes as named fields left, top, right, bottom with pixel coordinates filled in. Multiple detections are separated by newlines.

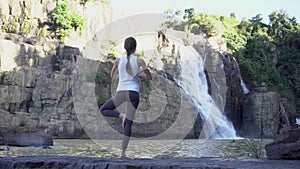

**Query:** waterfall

left=176, top=45, right=237, bottom=139
left=232, top=57, right=249, bottom=94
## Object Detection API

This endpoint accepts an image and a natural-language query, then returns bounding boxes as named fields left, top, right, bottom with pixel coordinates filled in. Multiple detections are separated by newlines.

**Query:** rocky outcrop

left=240, top=90, right=280, bottom=138
left=0, top=33, right=59, bottom=71
left=240, top=88, right=297, bottom=138
left=0, top=33, right=86, bottom=139
left=265, top=127, right=300, bottom=160
left=6, top=132, right=53, bottom=147
left=1, top=156, right=300, bottom=169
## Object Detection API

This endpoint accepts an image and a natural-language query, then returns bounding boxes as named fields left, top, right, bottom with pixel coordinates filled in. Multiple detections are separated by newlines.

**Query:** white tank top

left=116, top=54, right=140, bottom=92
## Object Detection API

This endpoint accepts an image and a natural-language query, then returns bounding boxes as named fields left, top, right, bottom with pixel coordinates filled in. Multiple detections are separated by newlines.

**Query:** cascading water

left=232, top=57, right=249, bottom=94
left=176, top=45, right=237, bottom=139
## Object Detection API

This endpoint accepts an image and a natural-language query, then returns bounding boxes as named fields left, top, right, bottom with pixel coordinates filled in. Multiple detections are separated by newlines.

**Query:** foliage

left=2, top=18, right=18, bottom=33
left=223, top=31, right=247, bottom=53
left=38, top=26, right=48, bottom=37
left=95, top=71, right=110, bottom=84
left=95, top=71, right=111, bottom=106
left=162, top=8, right=184, bottom=30
left=243, top=139, right=265, bottom=158
left=101, top=39, right=118, bottom=59
left=51, top=2, right=85, bottom=41
left=182, top=9, right=229, bottom=36
left=21, top=20, right=35, bottom=36
left=97, top=95, right=110, bottom=106
left=2, top=17, right=35, bottom=36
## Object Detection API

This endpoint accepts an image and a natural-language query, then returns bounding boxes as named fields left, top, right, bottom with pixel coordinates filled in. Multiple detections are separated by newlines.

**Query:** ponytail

left=126, top=53, right=132, bottom=75
left=124, top=37, right=137, bottom=75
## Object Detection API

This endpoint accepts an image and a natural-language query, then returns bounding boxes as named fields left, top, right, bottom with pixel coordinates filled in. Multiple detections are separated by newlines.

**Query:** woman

left=100, top=37, right=152, bottom=158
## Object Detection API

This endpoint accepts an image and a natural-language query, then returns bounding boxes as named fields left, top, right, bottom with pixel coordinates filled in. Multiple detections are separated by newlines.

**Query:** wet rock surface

left=0, top=156, right=300, bottom=169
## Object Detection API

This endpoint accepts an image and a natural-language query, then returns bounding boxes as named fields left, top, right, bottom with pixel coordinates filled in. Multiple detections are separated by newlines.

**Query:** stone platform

left=0, top=156, right=300, bottom=169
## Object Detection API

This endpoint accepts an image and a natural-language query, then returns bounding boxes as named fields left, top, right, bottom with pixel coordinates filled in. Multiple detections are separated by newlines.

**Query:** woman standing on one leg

left=100, top=37, right=152, bottom=158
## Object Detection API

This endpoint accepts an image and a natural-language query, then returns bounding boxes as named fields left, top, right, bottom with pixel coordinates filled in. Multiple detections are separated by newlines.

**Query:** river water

left=0, top=139, right=272, bottom=159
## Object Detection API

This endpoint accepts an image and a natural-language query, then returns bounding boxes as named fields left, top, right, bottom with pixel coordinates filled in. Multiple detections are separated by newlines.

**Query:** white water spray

left=232, top=57, right=249, bottom=94
left=176, top=45, right=237, bottom=139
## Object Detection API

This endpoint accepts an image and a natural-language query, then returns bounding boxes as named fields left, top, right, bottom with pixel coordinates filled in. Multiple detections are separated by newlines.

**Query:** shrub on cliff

left=51, top=2, right=85, bottom=41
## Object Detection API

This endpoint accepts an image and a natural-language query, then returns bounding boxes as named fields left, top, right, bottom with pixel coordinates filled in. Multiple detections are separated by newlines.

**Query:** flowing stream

left=176, top=45, right=237, bottom=139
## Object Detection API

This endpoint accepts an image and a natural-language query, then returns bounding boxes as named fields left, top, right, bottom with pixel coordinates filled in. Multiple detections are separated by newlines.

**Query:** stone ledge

left=1, top=156, right=300, bottom=169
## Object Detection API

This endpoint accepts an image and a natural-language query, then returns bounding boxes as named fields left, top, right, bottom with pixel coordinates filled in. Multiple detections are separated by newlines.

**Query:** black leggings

left=100, top=91, right=139, bottom=150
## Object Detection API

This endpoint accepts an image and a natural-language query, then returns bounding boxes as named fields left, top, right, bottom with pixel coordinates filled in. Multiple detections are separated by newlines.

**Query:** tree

left=183, top=8, right=196, bottom=32
left=163, top=8, right=183, bottom=29
left=230, top=12, right=236, bottom=19
left=268, top=10, right=296, bottom=41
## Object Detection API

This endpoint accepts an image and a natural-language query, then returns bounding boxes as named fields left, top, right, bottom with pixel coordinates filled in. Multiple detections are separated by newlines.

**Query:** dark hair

left=124, top=37, right=137, bottom=75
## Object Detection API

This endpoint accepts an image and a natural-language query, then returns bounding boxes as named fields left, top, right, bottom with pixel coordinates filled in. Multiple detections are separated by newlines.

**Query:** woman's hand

left=137, top=58, right=152, bottom=81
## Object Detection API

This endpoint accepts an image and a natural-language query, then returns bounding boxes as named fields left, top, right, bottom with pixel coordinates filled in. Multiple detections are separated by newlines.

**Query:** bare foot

left=120, top=150, right=127, bottom=158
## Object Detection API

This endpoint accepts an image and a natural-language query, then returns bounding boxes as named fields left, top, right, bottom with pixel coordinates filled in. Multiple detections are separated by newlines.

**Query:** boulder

left=265, top=127, right=300, bottom=160
left=6, top=132, right=53, bottom=147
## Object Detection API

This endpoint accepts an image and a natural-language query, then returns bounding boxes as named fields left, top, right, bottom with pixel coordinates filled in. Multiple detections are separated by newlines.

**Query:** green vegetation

left=95, top=71, right=110, bottom=84
left=243, top=139, right=266, bottom=158
left=164, top=8, right=300, bottom=114
left=1, top=17, right=35, bottom=36
left=95, top=71, right=111, bottom=106
left=97, top=95, right=110, bottom=106
left=37, top=26, right=48, bottom=37
left=101, top=39, right=118, bottom=60
left=51, top=2, right=85, bottom=41
left=21, top=20, right=35, bottom=36
left=1, top=18, right=18, bottom=33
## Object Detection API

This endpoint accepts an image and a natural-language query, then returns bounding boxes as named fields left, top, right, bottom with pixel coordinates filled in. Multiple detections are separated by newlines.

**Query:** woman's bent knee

left=99, top=105, right=106, bottom=115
